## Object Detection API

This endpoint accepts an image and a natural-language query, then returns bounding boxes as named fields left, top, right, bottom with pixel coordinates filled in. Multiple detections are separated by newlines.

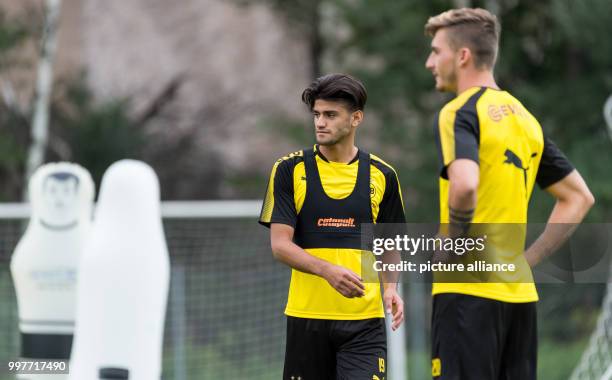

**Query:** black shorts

left=284, top=316, right=386, bottom=380
left=431, top=293, right=537, bottom=380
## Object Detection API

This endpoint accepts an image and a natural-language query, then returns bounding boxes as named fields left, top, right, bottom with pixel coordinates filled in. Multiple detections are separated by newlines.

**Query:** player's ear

left=457, top=47, right=471, bottom=68
left=351, top=110, right=364, bottom=127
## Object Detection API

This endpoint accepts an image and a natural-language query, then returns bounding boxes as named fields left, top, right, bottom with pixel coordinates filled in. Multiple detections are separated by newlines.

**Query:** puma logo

left=503, top=149, right=526, bottom=170
left=503, top=149, right=537, bottom=190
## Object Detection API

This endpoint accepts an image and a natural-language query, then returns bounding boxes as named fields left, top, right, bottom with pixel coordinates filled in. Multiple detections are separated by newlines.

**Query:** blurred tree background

left=0, top=9, right=29, bottom=200
left=1, top=0, right=611, bottom=378
left=0, top=7, right=147, bottom=198
left=2, top=0, right=611, bottom=215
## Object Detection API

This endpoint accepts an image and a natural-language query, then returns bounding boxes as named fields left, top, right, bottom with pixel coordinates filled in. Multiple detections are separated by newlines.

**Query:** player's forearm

left=446, top=160, right=479, bottom=238
left=448, top=185, right=477, bottom=238
left=525, top=195, right=594, bottom=267
left=382, top=281, right=398, bottom=292
left=447, top=160, right=478, bottom=215
left=449, top=185, right=477, bottom=211
left=271, top=239, right=331, bottom=277
left=381, top=250, right=400, bottom=289
left=547, top=191, right=594, bottom=224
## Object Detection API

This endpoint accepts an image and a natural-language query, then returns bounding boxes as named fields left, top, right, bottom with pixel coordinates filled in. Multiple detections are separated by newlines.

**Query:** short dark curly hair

left=301, top=73, right=367, bottom=111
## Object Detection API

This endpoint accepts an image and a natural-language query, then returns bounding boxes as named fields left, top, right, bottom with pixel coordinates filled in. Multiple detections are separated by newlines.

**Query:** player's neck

left=456, top=69, right=499, bottom=95
left=318, top=142, right=358, bottom=164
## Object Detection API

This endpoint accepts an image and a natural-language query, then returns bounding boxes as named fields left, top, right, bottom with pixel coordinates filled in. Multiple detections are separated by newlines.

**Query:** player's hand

left=320, top=264, right=365, bottom=298
left=383, top=287, right=404, bottom=331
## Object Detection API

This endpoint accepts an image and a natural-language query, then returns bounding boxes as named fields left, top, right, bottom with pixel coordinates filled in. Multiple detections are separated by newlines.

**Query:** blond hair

left=425, top=8, right=501, bottom=69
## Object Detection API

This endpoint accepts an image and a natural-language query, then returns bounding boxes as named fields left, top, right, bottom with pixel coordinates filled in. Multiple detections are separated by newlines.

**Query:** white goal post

left=0, top=200, right=263, bottom=219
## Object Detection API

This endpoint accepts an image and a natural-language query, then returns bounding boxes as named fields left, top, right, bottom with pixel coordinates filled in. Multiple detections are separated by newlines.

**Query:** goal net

left=0, top=201, right=288, bottom=379
left=570, top=95, right=612, bottom=380
left=570, top=267, right=612, bottom=380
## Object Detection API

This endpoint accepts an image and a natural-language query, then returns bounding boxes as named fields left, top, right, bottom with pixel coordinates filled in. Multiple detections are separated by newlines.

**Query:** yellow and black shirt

left=434, top=86, right=574, bottom=302
left=259, top=145, right=406, bottom=320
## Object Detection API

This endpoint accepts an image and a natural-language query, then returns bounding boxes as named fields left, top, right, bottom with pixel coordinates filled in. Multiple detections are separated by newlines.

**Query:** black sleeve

left=434, top=106, right=480, bottom=180
left=376, top=170, right=406, bottom=224
left=258, top=159, right=298, bottom=228
left=536, top=137, right=575, bottom=189
left=453, top=108, right=480, bottom=164
left=374, top=169, right=406, bottom=240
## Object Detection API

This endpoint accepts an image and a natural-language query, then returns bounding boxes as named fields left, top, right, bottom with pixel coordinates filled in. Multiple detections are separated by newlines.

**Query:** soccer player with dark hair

left=259, top=73, right=406, bottom=379
left=424, top=8, right=595, bottom=379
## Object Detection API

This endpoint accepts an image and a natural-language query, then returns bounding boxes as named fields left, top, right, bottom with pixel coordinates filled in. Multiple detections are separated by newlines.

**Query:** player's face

left=425, top=29, right=458, bottom=93
left=312, top=99, right=358, bottom=146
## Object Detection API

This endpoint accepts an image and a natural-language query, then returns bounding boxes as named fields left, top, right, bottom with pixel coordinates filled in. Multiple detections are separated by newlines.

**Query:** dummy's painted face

left=40, top=173, right=80, bottom=230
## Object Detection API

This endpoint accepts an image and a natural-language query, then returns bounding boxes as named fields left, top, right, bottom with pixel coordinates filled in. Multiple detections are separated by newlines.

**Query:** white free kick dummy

left=69, top=160, right=170, bottom=380
left=10, top=163, right=94, bottom=380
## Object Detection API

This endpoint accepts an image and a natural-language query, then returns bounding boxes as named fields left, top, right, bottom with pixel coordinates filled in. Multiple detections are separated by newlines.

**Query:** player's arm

left=375, top=166, right=406, bottom=330
left=525, top=139, right=594, bottom=266
left=437, top=106, right=480, bottom=236
left=447, top=159, right=479, bottom=236
left=270, top=223, right=365, bottom=298
left=259, top=156, right=364, bottom=298
left=380, top=250, right=404, bottom=331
